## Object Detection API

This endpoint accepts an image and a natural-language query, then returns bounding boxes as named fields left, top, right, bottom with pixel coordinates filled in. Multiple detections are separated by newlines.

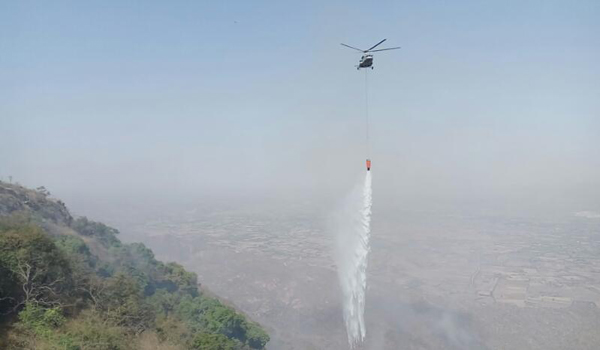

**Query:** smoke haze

left=2, top=1, right=599, bottom=219
left=2, top=1, right=600, bottom=349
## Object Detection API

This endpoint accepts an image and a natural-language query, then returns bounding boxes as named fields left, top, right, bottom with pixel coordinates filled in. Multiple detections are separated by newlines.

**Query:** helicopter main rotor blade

left=369, top=46, right=402, bottom=52
left=366, top=39, right=387, bottom=52
left=340, top=43, right=364, bottom=52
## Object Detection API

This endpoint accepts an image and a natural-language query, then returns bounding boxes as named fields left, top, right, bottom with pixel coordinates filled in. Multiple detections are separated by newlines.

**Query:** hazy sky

left=2, top=1, right=599, bottom=215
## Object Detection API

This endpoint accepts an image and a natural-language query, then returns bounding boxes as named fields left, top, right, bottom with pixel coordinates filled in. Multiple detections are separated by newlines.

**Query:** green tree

left=71, top=217, right=120, bottom=247
left=17, top=302, right=66, bottom=337
left=99, top=273, right=155, bottom=334
left=245, top=324, right=270, bottom=349
left=191, top=333, right=237, bottom=350
left=65, top=309, right=130, bottom=350
left=0, top=218, right=72, bottom=314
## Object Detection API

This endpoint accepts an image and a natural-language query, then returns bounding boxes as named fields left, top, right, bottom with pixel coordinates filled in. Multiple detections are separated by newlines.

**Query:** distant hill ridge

left=0, top=180, right=269, bottom=350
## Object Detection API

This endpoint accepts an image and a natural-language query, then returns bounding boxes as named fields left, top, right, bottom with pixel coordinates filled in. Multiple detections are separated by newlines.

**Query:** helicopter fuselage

left=357, top=54, right=374, bottom=69
left=341, top=39, right=400, bottom=70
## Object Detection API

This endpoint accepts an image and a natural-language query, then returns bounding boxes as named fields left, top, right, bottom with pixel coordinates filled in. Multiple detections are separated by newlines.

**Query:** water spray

left=334, top=172, right=373, bottom=347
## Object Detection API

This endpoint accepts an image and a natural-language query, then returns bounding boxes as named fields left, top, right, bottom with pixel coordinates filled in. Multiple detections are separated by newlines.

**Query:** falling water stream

left=335, top=171, right=373, bottom=347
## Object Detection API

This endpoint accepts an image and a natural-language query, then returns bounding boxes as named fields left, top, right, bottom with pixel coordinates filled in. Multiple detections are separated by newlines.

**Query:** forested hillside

left=0, top=181, right=269, bottom=350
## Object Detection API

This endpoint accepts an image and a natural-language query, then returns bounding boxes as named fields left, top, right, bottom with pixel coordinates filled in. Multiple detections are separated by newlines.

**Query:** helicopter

left=340, top=39, right=401, bottom=70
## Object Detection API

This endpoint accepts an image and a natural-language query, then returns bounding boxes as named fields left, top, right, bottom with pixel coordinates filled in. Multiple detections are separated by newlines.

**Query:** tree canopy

left=0, top=181, right=269, bottom=350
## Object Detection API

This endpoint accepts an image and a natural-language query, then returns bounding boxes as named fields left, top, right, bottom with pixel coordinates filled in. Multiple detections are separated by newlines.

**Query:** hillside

left=0, top=181, right=269, bottom=350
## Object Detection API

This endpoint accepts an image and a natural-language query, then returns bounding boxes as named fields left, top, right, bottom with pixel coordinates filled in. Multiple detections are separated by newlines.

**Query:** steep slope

left=0, top=181, right=269, bottom=350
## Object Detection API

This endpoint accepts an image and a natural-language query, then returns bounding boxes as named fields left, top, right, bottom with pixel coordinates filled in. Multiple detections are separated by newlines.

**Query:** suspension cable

left=364, top=68, right=370, bottom=159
